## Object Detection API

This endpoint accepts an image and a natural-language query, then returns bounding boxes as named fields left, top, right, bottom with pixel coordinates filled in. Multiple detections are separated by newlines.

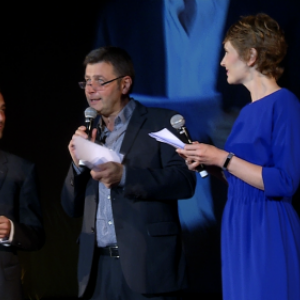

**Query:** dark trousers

left=84, top=248, right=181, bottom=300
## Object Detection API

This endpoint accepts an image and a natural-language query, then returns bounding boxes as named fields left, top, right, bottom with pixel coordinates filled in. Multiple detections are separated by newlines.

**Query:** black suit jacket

left=0, top=150, right=44, bottom=300
left=61, top=101, right=196, bottom=297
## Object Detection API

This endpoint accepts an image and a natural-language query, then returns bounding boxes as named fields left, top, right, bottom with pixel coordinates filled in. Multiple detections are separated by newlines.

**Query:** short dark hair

left=223, top=13, right=287, bottom=80
left=84, top=46, right=135, bottom=92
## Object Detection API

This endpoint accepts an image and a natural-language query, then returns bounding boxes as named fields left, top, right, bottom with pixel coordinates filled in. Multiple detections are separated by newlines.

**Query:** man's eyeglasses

left=78, top=76, right=125, bottom=90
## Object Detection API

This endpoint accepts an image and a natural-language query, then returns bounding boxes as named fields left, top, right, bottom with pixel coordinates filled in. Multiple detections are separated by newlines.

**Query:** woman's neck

left=244, top=73, right=280, bottom=102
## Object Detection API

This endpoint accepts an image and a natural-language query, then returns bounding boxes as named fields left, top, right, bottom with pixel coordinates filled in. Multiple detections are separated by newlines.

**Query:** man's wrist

left=119, top=165, right=126, bottom=187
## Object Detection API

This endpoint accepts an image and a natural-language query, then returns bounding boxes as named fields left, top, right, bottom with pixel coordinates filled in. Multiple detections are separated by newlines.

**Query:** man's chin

left=88, top=102, right=101, bottom=111
left=88, top=104, right=103, bottom=114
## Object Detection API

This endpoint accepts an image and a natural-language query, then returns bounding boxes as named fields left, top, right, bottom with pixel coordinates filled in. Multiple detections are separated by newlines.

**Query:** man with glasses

left=0, top=89, right=44, bottom=300
left=61, top=46, right=196, bottom=300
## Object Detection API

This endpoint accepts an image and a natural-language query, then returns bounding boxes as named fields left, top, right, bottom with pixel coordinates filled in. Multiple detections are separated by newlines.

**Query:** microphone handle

left=85, top=118, right=93, bottom=139
left=179, top=127, right=192, bottom=143
left=196, top=166, right=209, bottom=178
left=78, top=118, right=94, bottom=167
left=181, top=126, right=208, bottom=178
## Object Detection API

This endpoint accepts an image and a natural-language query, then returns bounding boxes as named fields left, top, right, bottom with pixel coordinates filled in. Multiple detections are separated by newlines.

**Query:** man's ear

left=247, top=48, right=258, bottom=67
left=121, top=76, right=132, bottom=94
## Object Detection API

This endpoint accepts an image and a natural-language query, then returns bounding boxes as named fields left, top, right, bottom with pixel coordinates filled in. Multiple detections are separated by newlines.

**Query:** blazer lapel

left=0, top=151, right=8, bottom=191
left=120, top=101, right=147, bottom=158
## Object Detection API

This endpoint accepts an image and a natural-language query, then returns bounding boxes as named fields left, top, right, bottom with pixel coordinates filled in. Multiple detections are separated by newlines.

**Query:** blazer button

left=91, top=227, right=95, bottom=233
left=70, top=178, right=74, bottom=186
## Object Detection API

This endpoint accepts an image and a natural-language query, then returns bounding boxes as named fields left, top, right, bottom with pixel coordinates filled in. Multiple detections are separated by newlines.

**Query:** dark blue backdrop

left=0, top=1, right=299, bottom=299
left=92, top=0, right=300, bottom=295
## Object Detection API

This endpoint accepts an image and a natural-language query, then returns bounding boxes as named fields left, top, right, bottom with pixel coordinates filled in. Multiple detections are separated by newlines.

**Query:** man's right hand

left=68, top=126, right=97, bottom=167
left=0, top=216, right=11, bottom=239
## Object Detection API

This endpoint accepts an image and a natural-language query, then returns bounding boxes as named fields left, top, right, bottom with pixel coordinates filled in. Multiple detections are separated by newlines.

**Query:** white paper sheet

left=73, top=136, right=123, bottom=169
left=148, top=128, right=185, bottom=149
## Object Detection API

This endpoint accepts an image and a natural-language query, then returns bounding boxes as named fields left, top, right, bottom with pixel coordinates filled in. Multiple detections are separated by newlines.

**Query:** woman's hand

left=176, top=143, right=228, bottom=169
left=177, top=142, right=264, bottom=190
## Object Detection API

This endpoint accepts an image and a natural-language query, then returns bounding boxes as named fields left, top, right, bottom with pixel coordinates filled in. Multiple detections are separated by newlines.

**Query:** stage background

left=0, top=1, right=299, bottom=299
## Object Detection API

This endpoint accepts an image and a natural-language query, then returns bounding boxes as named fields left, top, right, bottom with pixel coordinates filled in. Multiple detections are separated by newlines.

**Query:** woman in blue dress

left=177, top=13, right=300, bottom=300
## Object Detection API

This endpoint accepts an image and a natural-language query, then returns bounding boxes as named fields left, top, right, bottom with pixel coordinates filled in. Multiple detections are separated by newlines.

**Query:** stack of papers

left=73, top=136, right=123, bottom=169
left=149, top=128, right=186, bottom=149
left=73, top=128, right=185, bottom=170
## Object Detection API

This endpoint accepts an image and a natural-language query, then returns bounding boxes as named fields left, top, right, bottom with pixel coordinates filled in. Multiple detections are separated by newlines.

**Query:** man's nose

left=86, top=83, right=98, bottom=92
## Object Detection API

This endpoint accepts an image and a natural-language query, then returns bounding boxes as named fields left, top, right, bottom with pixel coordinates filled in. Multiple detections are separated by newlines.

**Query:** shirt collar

left=98, top=98, right=136, bottom=132
left=114, top=98, right=136, bottom=127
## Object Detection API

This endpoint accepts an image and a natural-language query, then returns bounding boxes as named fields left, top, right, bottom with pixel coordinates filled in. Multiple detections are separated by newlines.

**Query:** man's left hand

left=90, top=162, right=123, bottom=188
left=0, top=216, right=11, bottom=238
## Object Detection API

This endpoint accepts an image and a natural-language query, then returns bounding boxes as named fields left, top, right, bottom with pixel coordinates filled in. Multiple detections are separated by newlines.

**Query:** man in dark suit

left=0, top=91, right=44, bottom=300
left=61, top=46, right=196, bottom=300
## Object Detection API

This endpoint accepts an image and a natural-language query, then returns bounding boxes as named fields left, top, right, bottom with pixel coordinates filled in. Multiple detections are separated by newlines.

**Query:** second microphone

left=170, top=114, right=208, bottom=178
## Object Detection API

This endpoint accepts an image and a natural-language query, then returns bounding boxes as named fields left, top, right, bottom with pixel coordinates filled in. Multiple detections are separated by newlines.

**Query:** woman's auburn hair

left=224, top=13, right=287, bottom=80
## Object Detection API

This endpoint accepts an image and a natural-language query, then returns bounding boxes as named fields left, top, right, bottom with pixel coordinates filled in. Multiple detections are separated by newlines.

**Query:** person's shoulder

left=274, top=88, right=300, bottom=107
left=274, top=88, right=299, bottom=100
left=270, top=89, right=300, bottom=122
left=1, top=150, right=34, bottom=169
left=133, top=100, right=177, bottom=116
left=148, top=106, right=177, bottom=117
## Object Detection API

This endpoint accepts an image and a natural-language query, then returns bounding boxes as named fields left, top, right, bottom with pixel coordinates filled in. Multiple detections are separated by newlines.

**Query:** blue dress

left=222, top=88, right=300, bottom=300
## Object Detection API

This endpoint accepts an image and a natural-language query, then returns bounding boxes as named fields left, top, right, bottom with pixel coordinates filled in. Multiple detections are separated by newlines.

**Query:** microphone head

left=170, top=114, right=185, bottom=129
left=84, top=107, right=97, bottom=119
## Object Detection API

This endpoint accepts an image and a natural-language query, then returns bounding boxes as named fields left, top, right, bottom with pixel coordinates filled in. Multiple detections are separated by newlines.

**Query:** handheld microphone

left=84, top=107, right=98, bottom=138
left=78, top=107, right=97, bottom=167
left=170, top=114, right=208, bottom=178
